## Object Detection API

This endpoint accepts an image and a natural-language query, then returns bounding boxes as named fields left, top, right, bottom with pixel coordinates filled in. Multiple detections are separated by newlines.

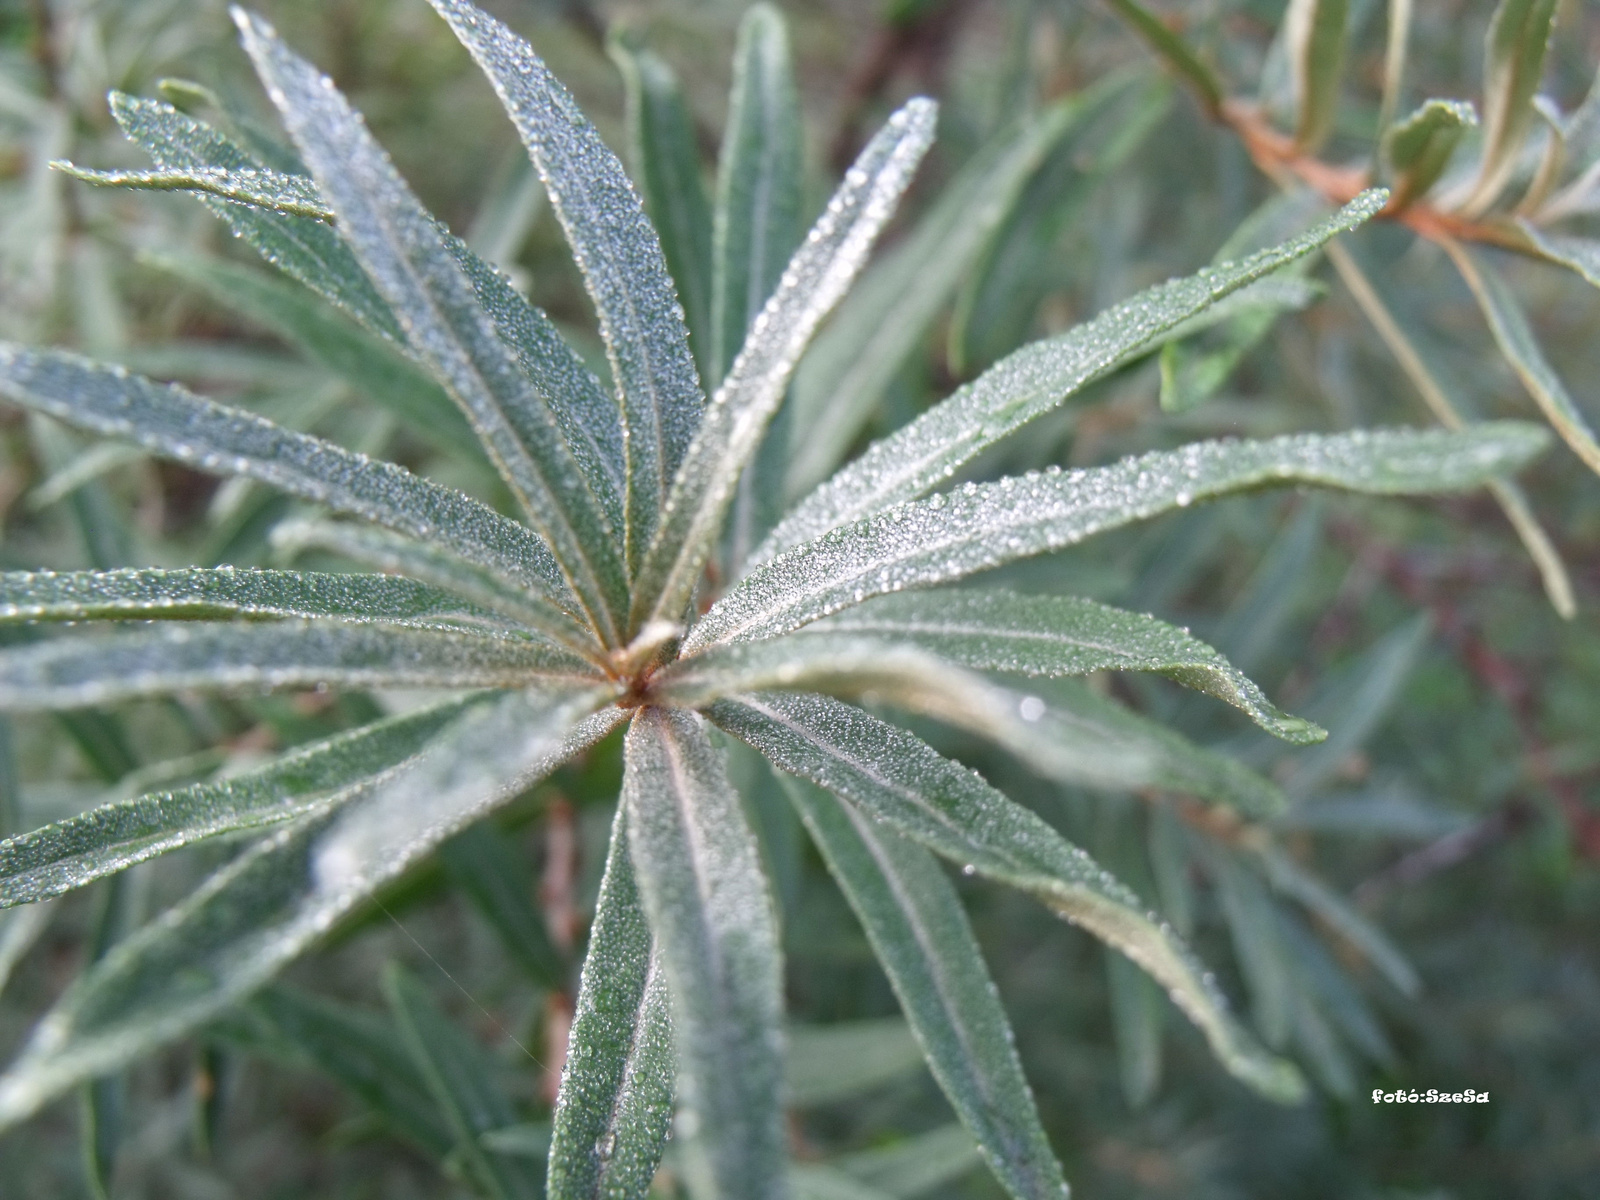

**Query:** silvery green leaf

left=703, top=424, right=1548, bottom=650
left=428, top=0, right=706, bottom=573
left=632, top=99, right=936, bottom=632
left=237, top=11, right=630, bottom=643
left=784, top=1018, right=923, bottom=1107
left=1383, top=100, right=1477, bottom=210
left=831, top=1123, right=981, bottom=1199
left=1101, top=0, right=1224, bottom=114
left=51, top=161, right=332, bottom=220
left=1284, top=0, right=1347, bottom=151
left=384, top=964, right=543, bottom=1200
left=148, top=253, right=483, bottom=462
left=803, top=588, right=1324, bottom=743
left=1443, top=241, right=1600, bottom=476
left=1203, top=846, right=1293, bottom=1048
left=1106, top=946, right=1164, bottom=1107
left=758, top=192, right=1387, bottom=560
left=611, top=36, right=715, bottom=377
left=0, top=695, right=487, bottom=908
left=0, top=567, right=529, bottom=637
left=438, top=823, right=567, bottom=989
left=712, top=4, right=804, bottom=389
left=108, top=93, right=401, bottom=341
left=0, top=346, right=585, bottom=635
left=790, top=1168, right=891, bottom=1200
left=268, top=519, right=582, bottom=642
left=1158, top=277, right=1324, bottom=413
left=709, top=692, right=1305, bottom=1102
left=0, top=621, right=601, bottom=710
left=1459, top=0, right=1559, bottom=216
left=781, top=776, right=1068, bottom=1200
left=787, top=93, right=1079, bottom=494
left=0, top=686, right=619, bottom=1131
left=548, top=804, right=674, bottom=1200
left=622, top=707, right=786, bottom=1200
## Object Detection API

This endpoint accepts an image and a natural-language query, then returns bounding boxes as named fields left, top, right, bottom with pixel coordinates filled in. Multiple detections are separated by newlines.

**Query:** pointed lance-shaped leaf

left=0, top=567, right=532, bottom=638
left=1285, top=0, right=1348, bottom=152
left=0, top=696, right=489, bottom=908
left=0, top=621, right=601, bottom=711
left=235, top=10, right=630, bottom=643
left=712, top=3, right=805, bottom=389
left=51, top=161, right=332, bottom=220
left=801, top=588, right=1325, bottom=743
left=632, top=99, right=937, bottom=635
left=427, top=0, right=706, bottom=574
left=780, top=776, right=1068, bottom=1200
left=709, top=691, right=1305, bottom=1102
left=0, top=345, right=587, bottom=640
left=758, top=191, right=1387, bottom=562
left=0, top=687, right=620, bottom=1131
left=700, top=423, right=1548, bottom=651
left=547, top=805, right=674, bottom=1200
left=1100, top=0, right=1225, bottom=115
left=1460, top=0, right=1559, bottom=217
left=622, top=708, right=786, bottom=1200
left=1383, top=100, right=1477, bottom=211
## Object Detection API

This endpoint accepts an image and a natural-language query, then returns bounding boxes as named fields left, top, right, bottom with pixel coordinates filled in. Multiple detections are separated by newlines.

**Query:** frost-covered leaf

left=712, top=3, right=804, bottom=389
left=1443, top=241, right=1600, bottom=476
left=804, top=588, right=1324, bottom=743
left=237, top=11, right=630, bottom=643
left=759, top=192, right=1387, bottom=559
left=622, top=707, right=785, bottom=1199
left=428, top=0, right=705, bottom=573
left=787, top=93, right=1077, bottom=493
left=1384, top=100, right=1477, bottom=210
left=0, top=346, right=585, bottom=636
left=704, top=424, right=1547, bottom=649
left=0, top=621, right=600, bottom=709
left=710, top=692, right=1305, bottom=1101
left=633, top=99, right=936, bottom=632
left=612, top=36, right=714, bottom=376
left=548, top=805, right=674, bottom=1200
left=1460, top=0, right=1559, bottom=216
left=0, top=688, right=619, bottom=1130
left=384, top=964, right=543, bottom=1200
left=781, top=776, right=1067, bottom=1200
left=1285, top=0, right=1347, bottom=151
left=0, top=696, right=487, bottom=908
left=0, top=567, right=527, bottom=637
left=52, top=161, right=332, bottom=219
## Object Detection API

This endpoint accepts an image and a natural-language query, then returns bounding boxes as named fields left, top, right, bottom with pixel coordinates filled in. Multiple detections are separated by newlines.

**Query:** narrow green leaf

left=1159, top=276, right=1324, bottom=413
left=149, top=253, right=483, bottom=462
left=80, top=876, right=133, bottom=1200
left=802, top=588, right=1324, bottom=743
left=1443, top=241, right=1600, bottom=476
left=703, top=424, right=1548, bottom=650
left=52, top=161, right=332, bottom=218
left=237, top=11, right=630, bottom=643
left=611, top=35, right=715, bottom=376
left=831, top=1124, right=981, bottom=1199
left=633, top=99, right=937, bottom=634
left=0, top=621, right=600, bottom=710
left=790, top=1167, right=892, bottom=1200
left=0, top=696, right=486, bottom=908
left=1284, top=0, right=1348, bottom=151
left=428, top=0, right=706, bottom=574
left=0, top=687, right=619, bottom=1131
left=788, top=94, right=1081, bottom=494
left=784, top=1018, right=923, bottom=1107
left=548, top=804, right=674, bottom=1200
left=781, top=776, right=1068, bottom=1200
left=384, top=964, right=544, bottom=1200
left=0, top=903, right=55, bottom=998
left=712, top=3, right=805, bottom=389
left=222, top=985, right=454, bottom=1156
left=1100, top=0, right=1224, bottom=114
left=1461, top=0, right=1559, bottom=216
left=0, top=567, right=530, bottom=637
left=1204, top=847, right=1293, bottom=1048
left=438, top=822, right=567, bottom=989
left=1383, top=100, right=1477, bottom=210
left=759, top=191, right=1386, bottom=560
left=710, top=692, right=1305, bottom=1101
left=1106, top=946, right=1165, bottom=1107
left=0, top=345, right=586, bottom=635
left=622, top=707, right=786, bottom=1199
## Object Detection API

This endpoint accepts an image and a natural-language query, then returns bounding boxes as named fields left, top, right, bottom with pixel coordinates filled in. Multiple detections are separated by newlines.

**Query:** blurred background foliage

left=0, top=0, right=1596, bottom=1196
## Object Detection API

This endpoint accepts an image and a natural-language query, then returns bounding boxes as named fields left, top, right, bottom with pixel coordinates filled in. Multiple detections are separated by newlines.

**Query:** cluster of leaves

left=0, top=1, right=1593, bottom=1198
